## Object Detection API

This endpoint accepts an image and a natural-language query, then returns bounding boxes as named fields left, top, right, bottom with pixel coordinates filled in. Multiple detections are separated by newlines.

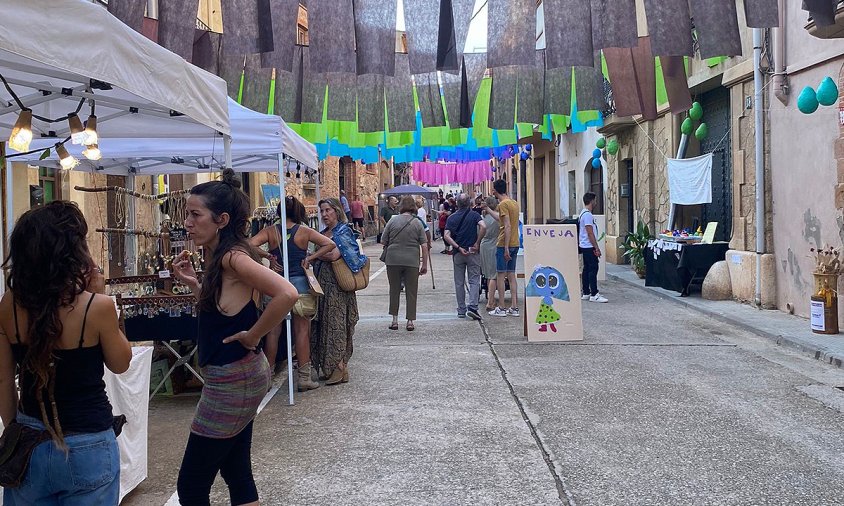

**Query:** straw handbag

left=332, top=256, right=370, bottom=292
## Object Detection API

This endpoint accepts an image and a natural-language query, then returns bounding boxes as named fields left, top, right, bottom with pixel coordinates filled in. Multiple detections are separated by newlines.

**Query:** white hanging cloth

left=667, top=153, right=713, bottom=205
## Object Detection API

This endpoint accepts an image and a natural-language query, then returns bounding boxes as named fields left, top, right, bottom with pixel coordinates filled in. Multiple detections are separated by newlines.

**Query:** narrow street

left=126, top=244, right=844, bottom=506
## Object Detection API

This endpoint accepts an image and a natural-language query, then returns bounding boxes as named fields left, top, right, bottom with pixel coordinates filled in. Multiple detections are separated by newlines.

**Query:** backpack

left=560, top=210, right=588, bottom=236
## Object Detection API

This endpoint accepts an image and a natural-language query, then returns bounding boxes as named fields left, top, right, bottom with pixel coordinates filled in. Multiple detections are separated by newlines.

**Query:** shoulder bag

left=273, top=224, right=324, bottom=296
left=379, top=215, right=415, bottom=263
left=0, top=421, right=50, bottom=488
left=331, top=225, right=371, bottom=292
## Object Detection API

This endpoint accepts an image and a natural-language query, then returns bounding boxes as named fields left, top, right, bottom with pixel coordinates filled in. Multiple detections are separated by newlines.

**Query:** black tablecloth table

left=644, top=242, right=730, bottom=295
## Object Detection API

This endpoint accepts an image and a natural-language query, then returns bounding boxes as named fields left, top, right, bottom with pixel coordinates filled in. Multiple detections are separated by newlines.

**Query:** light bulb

left=67, top=113, right=86, bottom=144
left=82, top=144, right=101, bottom=161
left=55, top=143, right=79, bottom=170
left=8, top=109, right=33, bottom=151
left=83, top=114, right=98, bottom=146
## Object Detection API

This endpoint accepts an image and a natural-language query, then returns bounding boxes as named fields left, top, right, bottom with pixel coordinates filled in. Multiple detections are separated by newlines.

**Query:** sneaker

left=590, top=294, right=609, bottom=303
left=581, top=294, right=590, bottom=301
left=508, top=307, right=520, bottom=317
left=488, top=307, right=508, bottom=317
left=467, top=309, right=482, bottom=321
left=458, top=312, right=467, bottom=318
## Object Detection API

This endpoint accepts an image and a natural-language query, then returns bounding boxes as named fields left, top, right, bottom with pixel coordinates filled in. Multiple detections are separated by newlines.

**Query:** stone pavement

left=607, top=264, right=844, bottom=368
left=123, top=241, right=844, bottom=505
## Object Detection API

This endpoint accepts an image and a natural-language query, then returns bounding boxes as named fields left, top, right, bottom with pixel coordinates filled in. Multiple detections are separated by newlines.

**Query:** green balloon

left=681, top=117, right=693, bottom=136
left=689, top=102, right=703, bottom=121
left=596, top=137, right=606, bottom=149
left=607, top=139, right=619, bottom=155
left=797, top=86, right=819, bottom=114
left=817, top=77, right=839, bottom=107
left=695, top=122, right=709, bottom=140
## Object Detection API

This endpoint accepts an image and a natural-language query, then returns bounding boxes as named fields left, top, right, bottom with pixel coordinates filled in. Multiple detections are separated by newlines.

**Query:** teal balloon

left=798, top=86, right=819, bottom=114
left=681, top=117, right=693, bottom=136
left=689, top=102, right=703, bottom=121
left=695, top=122, right=709, bottom=140
left=591, top=158, right=602, bottom=169
left=592, top=148, right=602, bottom=158
left=817, top=77, right=839, bottom=106
left=596, top=138, right=606, bottom=149
left=607, top=139, right=619, bottom=155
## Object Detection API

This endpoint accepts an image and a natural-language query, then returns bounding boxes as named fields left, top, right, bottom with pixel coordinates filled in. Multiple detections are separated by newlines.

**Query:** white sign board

left=523, top=224, right=584, bottom=342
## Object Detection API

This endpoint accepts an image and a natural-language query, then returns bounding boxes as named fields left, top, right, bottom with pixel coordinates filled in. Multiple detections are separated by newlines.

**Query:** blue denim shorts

left=3, top=412, right=120, bottom=506
left=289, top=275, right=310, bottom=295
left=496, top=247, right=519, bottom=273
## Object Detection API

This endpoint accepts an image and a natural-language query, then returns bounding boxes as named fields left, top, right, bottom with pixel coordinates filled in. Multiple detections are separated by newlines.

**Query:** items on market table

left=658, top=226, right=704, bottom=242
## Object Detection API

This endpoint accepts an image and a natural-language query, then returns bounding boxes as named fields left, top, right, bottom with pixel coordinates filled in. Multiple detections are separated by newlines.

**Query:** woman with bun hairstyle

left=173, top=169, right=298, bottom=505
left=0, top=201, right=131, bottom=504
left=249, top=195, right=336, bottom=391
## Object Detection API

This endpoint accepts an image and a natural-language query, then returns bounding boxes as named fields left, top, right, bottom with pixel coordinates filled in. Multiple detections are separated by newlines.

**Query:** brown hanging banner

left=107, top=0, right=146, bottom=33
left=386, top=54, right=418, bottom=132
left=158, top=0, right=200, bottom=61
left=490, top=66, right=518, bottom=131
left=417, top=72, right=446, bottom=128
left=260, top=0, right=300, bottom=72
left=590, top=0, right=638, bottom=49
left=743, top=0, right=780, bottom=28
left=659, top=56, right=693, bottom=114
left=353, top=0, right=398, bottom=76
left=221, top=0, right=274, bottom=54
left=544, top=65, right=572, bottom=117
left=574, top=58, right=605, bottom=112
left=403, top=0, right=441, bottom=75
left=357, top=75, right=386, bottom=133
left=688, top=0, right=742, bottom=58
left=327, top=74, right=357, bottom=122
left=544, top=0, right=594, bottom=69
left=631, top=37, right=658, bottom=121
left=192, top=31, right=222, bottom=75
left=643, top=0, right=693, bottom=57
left=488, top=0, right=537, bottom=68
left=603, top=47, right=642, bottom=117
left=301, top=47, right=327, bottom=124
left=517, top=51, right=545, bottom=125
left=241, top=54, right=273, bottom=113
left=275, top=46, right=304, bottom=124
left=803, top=0, right=837, bottom=27
left=309, top=0, right=357, bottom=74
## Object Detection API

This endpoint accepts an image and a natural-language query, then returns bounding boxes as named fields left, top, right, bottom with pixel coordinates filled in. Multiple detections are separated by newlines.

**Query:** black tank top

left=271, top=224, right=308, bottom=278
left=10, top=293, right=114, bottom=434
left=197, top=298, right=260, bottom=367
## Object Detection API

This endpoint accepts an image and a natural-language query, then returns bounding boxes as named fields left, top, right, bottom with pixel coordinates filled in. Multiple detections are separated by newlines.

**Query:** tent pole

left=5, top=155, right=13, bottom=244
left=278, top=154, right=294, bottom=405
left=314, top=164, right=323, bottom=230
left=224, top=135, right=233, bottom=169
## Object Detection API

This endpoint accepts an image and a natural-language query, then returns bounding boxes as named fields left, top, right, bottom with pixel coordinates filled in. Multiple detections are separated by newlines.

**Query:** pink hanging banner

left=414, top=161, right=492, bottom=185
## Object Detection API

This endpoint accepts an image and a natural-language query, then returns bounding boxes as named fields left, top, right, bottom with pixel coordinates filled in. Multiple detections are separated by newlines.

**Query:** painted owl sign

left=522, top=224, right=584, bottom=342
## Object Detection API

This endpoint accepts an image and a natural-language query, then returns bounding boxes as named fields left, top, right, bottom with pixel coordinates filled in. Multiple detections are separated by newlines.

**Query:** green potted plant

left=620, top=220, right=653, bottom=279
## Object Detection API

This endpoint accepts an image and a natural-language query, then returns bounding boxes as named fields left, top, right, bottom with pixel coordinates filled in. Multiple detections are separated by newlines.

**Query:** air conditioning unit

left=619, top=183, right=631, bottom=197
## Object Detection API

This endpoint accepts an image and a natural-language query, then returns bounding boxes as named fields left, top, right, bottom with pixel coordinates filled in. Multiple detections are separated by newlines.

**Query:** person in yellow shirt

left=486, top=179, right=521, bottom=318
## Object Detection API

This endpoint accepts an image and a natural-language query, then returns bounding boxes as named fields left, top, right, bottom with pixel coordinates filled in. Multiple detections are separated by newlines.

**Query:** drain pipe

left=773, top=0, right=788, bottom=104
left=753, top=28, right=766, bottom=307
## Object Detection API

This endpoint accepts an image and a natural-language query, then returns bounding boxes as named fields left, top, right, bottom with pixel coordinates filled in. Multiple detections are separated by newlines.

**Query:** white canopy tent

left=10, top=97, right=319, bottom=409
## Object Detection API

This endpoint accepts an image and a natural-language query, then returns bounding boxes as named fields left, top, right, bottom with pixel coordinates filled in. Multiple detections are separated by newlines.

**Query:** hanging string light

left=55, top=143, right=79, bottom=170
left=8, top=109, right=33, bottom=151
left=67, top=112, right=86, bottom=144
left=83, top=113, right=98, bottom=146
left=82, top=143, right=101, bottom=161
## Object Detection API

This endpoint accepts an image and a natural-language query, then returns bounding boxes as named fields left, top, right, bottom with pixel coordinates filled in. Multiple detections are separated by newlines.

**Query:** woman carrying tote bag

left=381, top=196, right=429, bottom=331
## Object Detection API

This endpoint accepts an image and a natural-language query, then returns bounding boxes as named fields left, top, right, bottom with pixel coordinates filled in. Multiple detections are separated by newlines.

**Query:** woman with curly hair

left=310, top=198, right=367, bottom=385
left=0, top=201, right=131, bottom=504
left=173, top=169, right=298, bottom=505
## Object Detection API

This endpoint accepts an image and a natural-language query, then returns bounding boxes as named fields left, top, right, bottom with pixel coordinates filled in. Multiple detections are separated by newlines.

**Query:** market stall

left=644, top=239, right=730, bottom=296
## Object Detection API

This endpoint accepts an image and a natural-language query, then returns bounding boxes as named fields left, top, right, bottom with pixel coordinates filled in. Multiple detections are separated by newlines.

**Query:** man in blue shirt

left=444, top=193, right=487, bottom=320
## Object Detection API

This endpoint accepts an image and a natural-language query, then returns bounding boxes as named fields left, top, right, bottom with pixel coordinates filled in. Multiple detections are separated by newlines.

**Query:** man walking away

left=444, top=194, right=486, bottom=320
left=579, top=192, right=608, bottom=303
left=379, top=196, right=399, bottom=243
left=487, top=179, right=521, bottom=317
left=350, top=198, right=366, bottom=237
left=340, top=190, right=352, bottom=222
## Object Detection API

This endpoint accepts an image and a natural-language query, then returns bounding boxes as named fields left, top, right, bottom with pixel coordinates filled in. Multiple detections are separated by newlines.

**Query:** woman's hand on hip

left=222, top=330, right=260, bottom=351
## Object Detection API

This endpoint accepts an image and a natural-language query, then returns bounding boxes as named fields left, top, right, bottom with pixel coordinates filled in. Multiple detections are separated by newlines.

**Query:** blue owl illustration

left=525, top=265, right=570, bottom=332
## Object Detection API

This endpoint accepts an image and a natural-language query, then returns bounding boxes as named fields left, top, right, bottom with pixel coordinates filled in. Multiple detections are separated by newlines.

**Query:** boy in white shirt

left=579, top=192, right=608, bottom=303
